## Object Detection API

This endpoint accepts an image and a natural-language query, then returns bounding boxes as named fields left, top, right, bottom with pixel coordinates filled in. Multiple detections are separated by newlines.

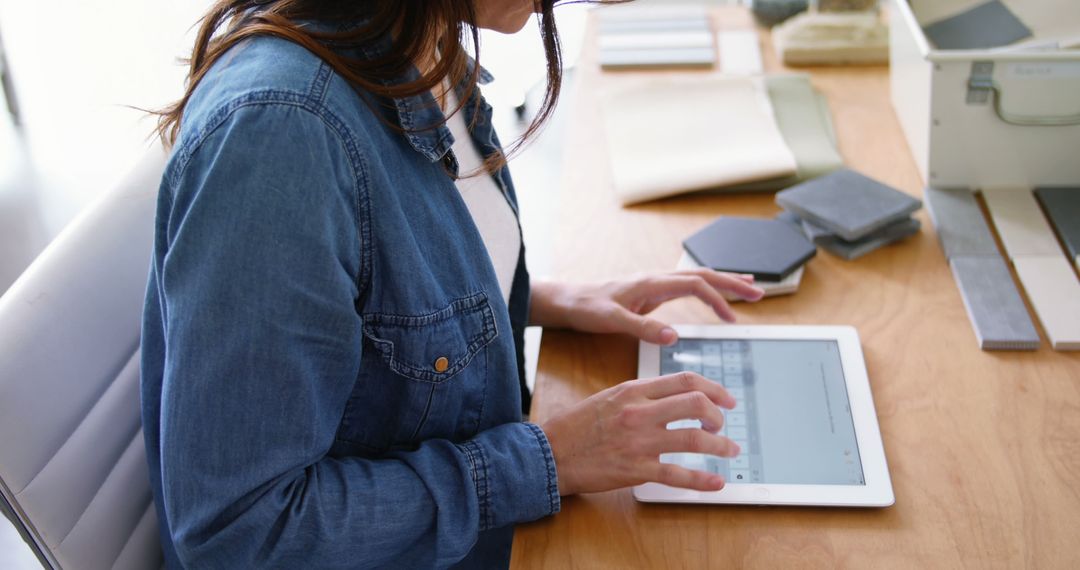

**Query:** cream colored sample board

left=1013, top=256, right=1080, bottom=351
left=982, top=188, right=1062, bottom=258
left=602, top=76, right=796, bottom=205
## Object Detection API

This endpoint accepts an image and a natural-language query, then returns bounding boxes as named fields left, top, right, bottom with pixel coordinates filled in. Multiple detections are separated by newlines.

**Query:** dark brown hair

left=155, top=0, right=594, bottom=171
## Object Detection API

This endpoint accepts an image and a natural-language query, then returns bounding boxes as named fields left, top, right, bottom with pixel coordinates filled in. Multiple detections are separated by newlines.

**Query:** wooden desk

left=511, top=7, right=1080, bottom=569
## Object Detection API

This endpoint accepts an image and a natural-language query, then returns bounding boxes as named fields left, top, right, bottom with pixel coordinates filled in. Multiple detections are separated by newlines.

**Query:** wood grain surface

left=510, top=7, right=1080, bottom=569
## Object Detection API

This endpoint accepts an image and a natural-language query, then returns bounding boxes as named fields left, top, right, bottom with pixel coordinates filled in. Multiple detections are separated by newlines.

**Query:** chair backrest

left=0, top=147, right=166, bottom=570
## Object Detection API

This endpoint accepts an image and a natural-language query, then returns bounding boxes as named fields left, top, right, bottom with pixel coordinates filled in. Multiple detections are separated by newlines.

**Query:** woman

left=142, top=1, right=764, bottom=567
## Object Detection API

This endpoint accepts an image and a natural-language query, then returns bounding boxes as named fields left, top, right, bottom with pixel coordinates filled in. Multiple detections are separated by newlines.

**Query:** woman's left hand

left=530, top=270, right=766, bottom=345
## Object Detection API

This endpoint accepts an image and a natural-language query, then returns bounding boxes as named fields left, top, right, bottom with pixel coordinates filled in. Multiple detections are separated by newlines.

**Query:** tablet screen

left=659, top=338, right=865, bottom=486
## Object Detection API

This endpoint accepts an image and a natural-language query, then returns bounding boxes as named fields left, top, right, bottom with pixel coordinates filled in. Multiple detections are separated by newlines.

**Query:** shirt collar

left=389, top=59, right=495, bottom=165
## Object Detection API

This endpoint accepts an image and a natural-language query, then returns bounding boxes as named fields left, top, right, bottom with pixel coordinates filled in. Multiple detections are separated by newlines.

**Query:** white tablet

left=634, top=324, right=894, bottom=507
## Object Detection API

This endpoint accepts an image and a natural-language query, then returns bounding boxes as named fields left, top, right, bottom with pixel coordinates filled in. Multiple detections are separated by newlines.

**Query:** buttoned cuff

left=457, top=422, right=561, bottom=531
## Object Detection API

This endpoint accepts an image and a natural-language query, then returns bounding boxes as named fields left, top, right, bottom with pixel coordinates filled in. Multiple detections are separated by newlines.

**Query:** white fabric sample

left=443, top=92, right=520, bottom=306
left=602, top=75, right=797, bottom=205
left=719, top=30, right=764, bottom=75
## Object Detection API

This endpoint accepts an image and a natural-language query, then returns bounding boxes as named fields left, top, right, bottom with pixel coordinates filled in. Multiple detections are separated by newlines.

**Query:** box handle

left=967, top=61, right=1080, bottom=127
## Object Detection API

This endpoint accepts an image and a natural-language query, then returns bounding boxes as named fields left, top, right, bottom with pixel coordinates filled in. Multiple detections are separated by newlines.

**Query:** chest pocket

left=362, top=292, right=499, bottom=384
left=335, top=292, right=499, bottom=455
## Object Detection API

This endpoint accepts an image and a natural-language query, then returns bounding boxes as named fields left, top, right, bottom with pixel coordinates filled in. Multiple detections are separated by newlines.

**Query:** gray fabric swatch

left=925, top=186, right=999, bottom=258
left=923, top=0, right=1033, bottom=50
left=1035, top=187, right=1080, bottom=264
left=816, top=218, right=922, bottom=260
left=775, top=168, right=922, bottom=241
left=949, top=256, right=1040, bottom=351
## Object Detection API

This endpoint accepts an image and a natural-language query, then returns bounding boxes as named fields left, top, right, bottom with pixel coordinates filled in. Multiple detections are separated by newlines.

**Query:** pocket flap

left=362, top=292, right=498, bottom=383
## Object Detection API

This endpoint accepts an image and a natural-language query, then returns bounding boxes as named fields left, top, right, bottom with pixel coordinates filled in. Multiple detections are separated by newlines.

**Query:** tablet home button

left=755, top=488, right=770, bottom=500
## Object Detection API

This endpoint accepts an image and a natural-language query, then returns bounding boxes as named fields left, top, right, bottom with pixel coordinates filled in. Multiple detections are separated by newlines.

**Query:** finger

left=609, top=306, right=678, bottom=345
left=675, top=269, right=765, bottom=303
left=633, top=372, right=736, bottom=409
left=640, top=275, right=739, bottom=322
left=653, top=428, right=741, bottom=458
left=645, top=391, right=727, bottom=431
left=649, top=462, right=726, bottom=492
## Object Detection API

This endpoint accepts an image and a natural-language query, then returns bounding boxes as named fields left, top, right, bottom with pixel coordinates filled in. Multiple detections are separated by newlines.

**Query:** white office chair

left=0, top=147, right=166, bottom=570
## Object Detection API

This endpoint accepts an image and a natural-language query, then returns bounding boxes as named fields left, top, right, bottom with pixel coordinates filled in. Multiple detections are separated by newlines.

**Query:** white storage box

left=889, top=0, right=1080, bottom=188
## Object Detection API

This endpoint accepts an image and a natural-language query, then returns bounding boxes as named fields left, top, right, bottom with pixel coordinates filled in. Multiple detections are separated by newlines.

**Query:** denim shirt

left=140, top=34, right=560, bottom=569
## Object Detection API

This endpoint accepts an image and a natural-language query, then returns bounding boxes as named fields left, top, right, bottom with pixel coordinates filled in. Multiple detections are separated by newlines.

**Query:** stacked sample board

left=775, top=169, right=923, bottom=261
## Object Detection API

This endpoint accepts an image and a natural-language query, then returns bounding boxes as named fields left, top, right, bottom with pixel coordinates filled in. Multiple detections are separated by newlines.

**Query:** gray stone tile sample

left=925, top=186, right=999, bottom=258
left=776, top=168, right=921, bottom=241
left=949, top=256, right=1040, bottom=351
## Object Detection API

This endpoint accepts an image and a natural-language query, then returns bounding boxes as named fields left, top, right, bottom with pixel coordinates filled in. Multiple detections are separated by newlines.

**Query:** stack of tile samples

left=596, top=7, right=716, bottom=70
left=774, top=169, right=923, bottom=261
left=678, top=216, right=817, bottom=302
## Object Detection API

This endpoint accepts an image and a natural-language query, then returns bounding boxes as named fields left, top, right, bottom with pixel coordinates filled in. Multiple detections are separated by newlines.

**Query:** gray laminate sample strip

left=949, top=256, right=1040, bottom=350
left=925, top=186, right=1000, bottom=258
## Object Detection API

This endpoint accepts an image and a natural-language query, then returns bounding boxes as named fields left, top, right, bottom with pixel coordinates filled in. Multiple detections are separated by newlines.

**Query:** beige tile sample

left=1013, top=256, right=1080, bottom=351
left=982, top=188, right=1063, bottom=259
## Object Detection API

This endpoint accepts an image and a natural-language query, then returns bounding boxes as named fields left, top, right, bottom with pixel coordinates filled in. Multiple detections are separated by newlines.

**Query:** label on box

left=1006, top=62, right=1080, bottom=80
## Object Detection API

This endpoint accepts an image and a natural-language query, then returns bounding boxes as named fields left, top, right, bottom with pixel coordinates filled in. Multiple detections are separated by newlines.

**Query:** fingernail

left=710, top=475, right=725, bottom=488
left=723, top=395, right=737, bottom=409
left=660, top=327, right=677, bottom=345
left=731, top=442, right=742, bottom=456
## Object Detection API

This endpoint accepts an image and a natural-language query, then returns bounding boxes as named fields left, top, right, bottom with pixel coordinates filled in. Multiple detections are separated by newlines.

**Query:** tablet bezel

left=633, top=324, right=894, bottom=507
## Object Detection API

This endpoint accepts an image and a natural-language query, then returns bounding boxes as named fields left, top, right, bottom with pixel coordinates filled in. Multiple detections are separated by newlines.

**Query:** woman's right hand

left=539, top=372, right=740, bottom=496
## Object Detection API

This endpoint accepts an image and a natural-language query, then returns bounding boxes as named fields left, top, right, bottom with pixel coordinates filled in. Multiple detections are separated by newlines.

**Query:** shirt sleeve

left=156, top=101, right=559, bottom=569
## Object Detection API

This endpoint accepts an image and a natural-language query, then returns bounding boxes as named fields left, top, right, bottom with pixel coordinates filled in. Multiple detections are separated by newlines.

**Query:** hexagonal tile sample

left=683, top=216, right=816, bottom=281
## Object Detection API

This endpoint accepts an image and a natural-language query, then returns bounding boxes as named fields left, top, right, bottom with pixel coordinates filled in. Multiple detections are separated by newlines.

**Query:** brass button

left=433, top=357, right=450, bottom=373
